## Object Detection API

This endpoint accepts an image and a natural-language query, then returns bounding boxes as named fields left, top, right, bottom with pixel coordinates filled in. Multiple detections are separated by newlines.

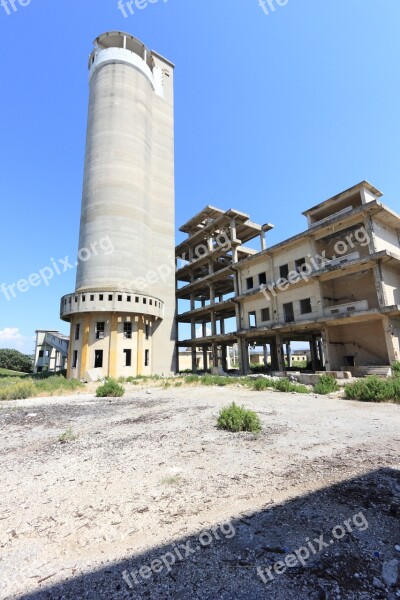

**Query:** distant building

left=33, top=331, right=69, bottom=373
left=176, top=182, right=400, bottom=376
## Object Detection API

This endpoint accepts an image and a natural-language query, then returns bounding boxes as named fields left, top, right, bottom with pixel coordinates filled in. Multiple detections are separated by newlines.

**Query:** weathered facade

left=60, top=32, right=176, bottom=380
left=176, top=182, right=400, bottom=375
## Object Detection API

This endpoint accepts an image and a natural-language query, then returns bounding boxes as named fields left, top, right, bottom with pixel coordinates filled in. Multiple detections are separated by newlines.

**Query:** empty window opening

left=295, top=258, right=307, bottom=273
left=283, top=302, right=294, bottom=323
left=261, top=307, right=270, bottom=322
left=258, top=272, right=267, bottom=286
left=279, top=264, right=289, bottom=279
left=124, top=322, right=132, bottom=339
left=124, top=349, right=132, bottom=367
left=246, top=277, right=254, bottom=290
left=94, top=350, right=103, bottom=369
left=96, top=322, right=105, bottom=339
left=300, top=298, right=312, bottom=314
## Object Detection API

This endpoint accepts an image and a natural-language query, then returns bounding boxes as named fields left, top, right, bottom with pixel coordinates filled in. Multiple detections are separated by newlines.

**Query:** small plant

left=314, top=375, right=340, bottom=395
left=96, top=378, right=125, bottom=398
left=58, top=426, right=77, bottom=443
left=161, top=475, right=182, bottom=486
left=217, top=402, right=262, bottom=433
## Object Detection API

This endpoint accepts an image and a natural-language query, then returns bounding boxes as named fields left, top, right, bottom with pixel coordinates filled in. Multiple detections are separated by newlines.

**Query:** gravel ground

left=0, top=385, right=399, bottom=599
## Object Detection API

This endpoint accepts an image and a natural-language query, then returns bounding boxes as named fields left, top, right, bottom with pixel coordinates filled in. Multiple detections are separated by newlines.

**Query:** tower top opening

left=90, top=31, right=154, bottom=71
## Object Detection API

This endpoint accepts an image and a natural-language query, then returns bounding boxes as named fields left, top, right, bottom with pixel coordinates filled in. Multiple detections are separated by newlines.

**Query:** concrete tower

left=61, top=32, right=175, bottom=379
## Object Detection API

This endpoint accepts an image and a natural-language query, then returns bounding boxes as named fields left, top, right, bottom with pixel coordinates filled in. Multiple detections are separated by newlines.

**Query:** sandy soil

left=0, top=385, right=399, bottom=599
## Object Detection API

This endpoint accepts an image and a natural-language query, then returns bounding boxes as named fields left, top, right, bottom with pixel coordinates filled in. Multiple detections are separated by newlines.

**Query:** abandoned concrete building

left=175, top=181, right=400, bottom=376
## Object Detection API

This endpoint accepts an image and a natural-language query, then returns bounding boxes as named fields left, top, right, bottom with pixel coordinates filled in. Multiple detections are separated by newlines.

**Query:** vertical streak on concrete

left=108, top=314, right=118, bottom=378
left=80, top=314, right=91, bottom=380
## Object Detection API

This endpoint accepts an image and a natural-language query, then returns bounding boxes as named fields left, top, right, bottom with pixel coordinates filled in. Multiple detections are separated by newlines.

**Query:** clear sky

left=1, top=0, right=399, bottom=354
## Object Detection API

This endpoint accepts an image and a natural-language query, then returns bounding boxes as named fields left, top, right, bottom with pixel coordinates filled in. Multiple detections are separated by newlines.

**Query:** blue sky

left=0, top=0, right=399, bottom=354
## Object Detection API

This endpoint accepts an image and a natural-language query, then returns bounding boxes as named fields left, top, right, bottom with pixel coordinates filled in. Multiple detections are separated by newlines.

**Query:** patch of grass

left=34, top=376, right=83, bottom=395
left=174, top=382, right=183, bottom=388
left=345, top=376, right=400, bottom=403
left=161, top=475, right=182, bottom=486
left=0, top=375, right=83, bottom=401
left=0, top=381, right=36, bottom=400
left=96, top=378, right=125, bottom=398
left=217, top=402, right=262, bottom=433
left=314, top=375, right=340, bottom=395
left=249, top=377, right=309, bottom=394
left=0, top=368, right=28, bottom=378
left=58, top=426, right=77, bottom=443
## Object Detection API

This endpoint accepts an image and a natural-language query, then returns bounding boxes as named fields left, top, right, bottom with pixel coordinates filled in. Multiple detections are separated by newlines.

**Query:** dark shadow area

left=15, top=468, right=400, bottom=600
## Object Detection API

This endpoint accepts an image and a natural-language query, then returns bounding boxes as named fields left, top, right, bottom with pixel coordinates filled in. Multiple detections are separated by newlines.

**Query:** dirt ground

left=0, top=385, right=399, bottom=599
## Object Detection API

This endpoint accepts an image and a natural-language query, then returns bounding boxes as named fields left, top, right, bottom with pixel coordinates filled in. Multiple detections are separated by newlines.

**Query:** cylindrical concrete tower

left=61, top=32, right=175, bottom=379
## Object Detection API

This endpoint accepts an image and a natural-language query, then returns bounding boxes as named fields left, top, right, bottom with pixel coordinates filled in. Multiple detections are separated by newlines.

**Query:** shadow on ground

left=15, top=468, right=400, bottom=600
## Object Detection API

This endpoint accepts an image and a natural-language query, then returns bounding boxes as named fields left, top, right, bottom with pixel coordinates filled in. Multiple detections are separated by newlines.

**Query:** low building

left=34, top=330, right=69, bottom=373
left=176, top=182, right=400, bottom=375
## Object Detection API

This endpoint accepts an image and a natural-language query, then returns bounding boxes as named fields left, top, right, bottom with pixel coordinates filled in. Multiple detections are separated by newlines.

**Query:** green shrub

left=275, top=379, right=309, bottom=394
left=251, top=378, right=273, bottom=391
left=345, top=376, right=400, bottom=403
left=96, top=378, right=125, bottom=398
left=314, top=375, right=340, bottom=395
left=217, top=402, right=262, bottom=433
left=392, top=362, right=400, bottom=377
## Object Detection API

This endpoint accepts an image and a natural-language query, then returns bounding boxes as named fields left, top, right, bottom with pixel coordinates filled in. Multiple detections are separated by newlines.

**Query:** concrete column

left=276, top=334, right=284, bottom=371
left=209, top=283, right=215, bottom=306
left=202, top=346, right=208, bottom=371
left=263, top=344, right=269, bottom=367
left=321, top=327, right=331, bottom=371
left=221, top=345, right=228, bottom=372
left=382, top=317, right=397, bottom=364
left=220, top=318, right=225, bottom=335
left=317, top=339, right=324, bottom=368
left=239, top=338, right=249, bottom=375
left=260, top=231, right=266, bottom=251
left=309, top=336, right=318, bottom=371
left=212, top=343, right=219, bottom=368
left=191, top=346, right=197, bottom=372
left=286, top=343, right=292, bottom=368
